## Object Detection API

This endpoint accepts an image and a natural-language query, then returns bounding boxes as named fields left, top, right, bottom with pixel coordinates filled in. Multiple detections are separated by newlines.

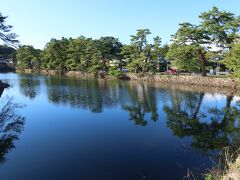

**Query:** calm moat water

left=0, top=73, right=239, bottom=180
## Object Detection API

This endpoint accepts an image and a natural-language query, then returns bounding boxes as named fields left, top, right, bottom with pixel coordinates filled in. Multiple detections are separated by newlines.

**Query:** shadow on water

left=18, top=74, right=40, bottom=99
left=122, top=83, right=158, bottom=126
left=163, top=89, right=240, bottom=179
left=44, top=76, right=159, bottom=125
left=43, top=76, right=240, bottom=151
left=11, top=74, right=240, bottom=179
left=22, top=76, right=240, bottom=147
left=0, top=96, right=25, bottom=164
left=45, top=76, right=105, bottom=113
left=164, top=91, right=240, bottom=154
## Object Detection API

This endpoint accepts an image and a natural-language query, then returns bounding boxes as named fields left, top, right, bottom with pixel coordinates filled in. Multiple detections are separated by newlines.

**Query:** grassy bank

left=205, top=148, right=240, bottom=180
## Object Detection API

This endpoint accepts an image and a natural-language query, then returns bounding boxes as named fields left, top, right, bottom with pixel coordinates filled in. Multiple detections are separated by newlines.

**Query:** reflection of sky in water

left=0, top=73, right=239, bottom=180
left=204, top=93, right=240, bottom=105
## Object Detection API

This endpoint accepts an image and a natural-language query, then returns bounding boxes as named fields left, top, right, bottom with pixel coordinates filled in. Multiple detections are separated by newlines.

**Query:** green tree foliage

left=12, top=6, right=240, bottom=76
left=152, top=36, right=162, bottom=59
left=66, top=37, right=86, bottom=71
left=222, top=43, right=240, bottom=76
left=125, top=29, right=152, bottom=73
left=66, top=36, right=101, bottom=71
left=172, top=22, right=210, bottom=76
left=166, top=44, right=200, bottom=72
left=121, top=44, right=138, bottom=71
left=38, top=36, right=122, bottom=74
left=130, top=29, right=151, bottom=54
left=200, top=6, right=240, bottom=50
left=82, top=39, right=102, bottom=73
left=159, top=44, right=169, bottom=58
left=98, top=36, right=122, bottom=71
left=0, top=12, right=18, bottom=46
left=121, top=29, right=165, bottom=73
left=41, top=38, right=69, bottom=72
left=171, top=7, right=240, bottom=76
left=16, top=45, right=41, bottom=70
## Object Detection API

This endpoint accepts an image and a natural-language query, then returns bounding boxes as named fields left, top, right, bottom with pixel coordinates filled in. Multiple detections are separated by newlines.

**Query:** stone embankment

left=127, top=73, right=238, bottom=88
left=19, top=69, right=239, bottom=88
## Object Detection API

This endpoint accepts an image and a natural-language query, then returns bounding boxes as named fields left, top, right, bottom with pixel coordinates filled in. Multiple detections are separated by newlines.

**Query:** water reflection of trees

left=0, top=97, right=25, bottom=163
left=18, top=75, right=240, bottom=140
left=44, top=77, right=159, bottom=125
left=164, top=91, right=240, bottom=155
left=122, top=83, right=158, bottom=126
left=45, top=77, right=117, bottom=113
left=19, top=75, right=40, bottom=99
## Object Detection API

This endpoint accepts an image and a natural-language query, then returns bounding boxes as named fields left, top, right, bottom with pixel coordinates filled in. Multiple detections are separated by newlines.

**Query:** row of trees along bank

left=14, top=7, right=240, bottom=77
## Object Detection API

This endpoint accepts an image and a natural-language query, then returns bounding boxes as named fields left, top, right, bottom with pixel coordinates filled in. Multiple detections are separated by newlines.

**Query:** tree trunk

left=103, top=57, right=108, bottom=71
left=196, top=48, right=207, bottom=76
left=118, top=59, right=123, bottom=71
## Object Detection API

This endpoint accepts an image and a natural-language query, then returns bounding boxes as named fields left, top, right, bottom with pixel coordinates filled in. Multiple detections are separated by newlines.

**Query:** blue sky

left=1, top=0, right=240, bottom=49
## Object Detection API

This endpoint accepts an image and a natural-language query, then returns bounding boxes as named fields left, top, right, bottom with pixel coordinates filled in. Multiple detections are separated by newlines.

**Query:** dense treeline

left=12, top=7, right=240, bottom=77
left=15, top=33, right=169, bottom=76
left=16, top=37, right=123, bottom=75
